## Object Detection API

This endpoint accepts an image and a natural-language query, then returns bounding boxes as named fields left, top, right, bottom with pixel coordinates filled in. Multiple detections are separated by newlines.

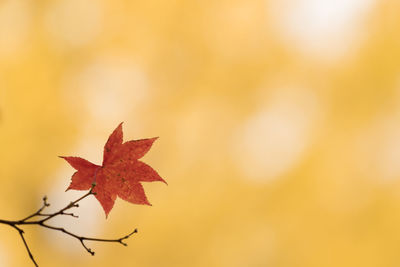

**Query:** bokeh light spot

left=233, top=89, right=320, bottom=182
left=45, top=0, right=103, bottom=47
left=269, top=0, right=375, bottom=62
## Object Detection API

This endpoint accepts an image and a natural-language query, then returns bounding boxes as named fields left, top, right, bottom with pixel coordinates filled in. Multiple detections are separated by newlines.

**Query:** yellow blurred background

left=1, top=0, right=400, bottom=266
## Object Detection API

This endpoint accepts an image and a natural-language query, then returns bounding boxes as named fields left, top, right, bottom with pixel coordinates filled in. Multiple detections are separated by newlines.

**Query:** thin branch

left=0, top=184, right=137, bottom=266
left=40, top=223, right=138, bottom=255
left=38, top=189, right=92, bottom=223
left=11, top=225, right=38, bottom=267
left=21, top=196, right=50, bottom=222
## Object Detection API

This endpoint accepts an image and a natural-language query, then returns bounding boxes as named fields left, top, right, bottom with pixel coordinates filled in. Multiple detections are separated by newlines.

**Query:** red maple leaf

left=61, top=123, right=166, bottom=217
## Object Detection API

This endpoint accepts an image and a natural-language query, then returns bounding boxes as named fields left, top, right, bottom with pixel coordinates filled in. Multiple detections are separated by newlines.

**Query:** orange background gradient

left=1, top=0, right=400, bottom=266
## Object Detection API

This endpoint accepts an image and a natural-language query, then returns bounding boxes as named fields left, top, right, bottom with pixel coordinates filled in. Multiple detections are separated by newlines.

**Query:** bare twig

left=0, top=185, right=137, bottom=266
left=12, top=225, right=38, bottom=267
left=21, top=196, right=50, bottom=222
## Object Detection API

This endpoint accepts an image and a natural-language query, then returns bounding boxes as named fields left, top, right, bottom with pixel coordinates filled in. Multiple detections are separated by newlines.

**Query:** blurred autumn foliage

left=1, top=0, right=400, bottom=266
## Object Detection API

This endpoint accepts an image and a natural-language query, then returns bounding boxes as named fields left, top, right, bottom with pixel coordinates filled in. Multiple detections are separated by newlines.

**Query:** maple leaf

left=61, top=123, right=166, bottom=217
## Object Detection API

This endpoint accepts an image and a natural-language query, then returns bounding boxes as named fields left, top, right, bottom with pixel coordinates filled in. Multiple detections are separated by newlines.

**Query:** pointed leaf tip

left=103, top=123, right=124, bottom=165
left=120, top=137, right=159, bottom=160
